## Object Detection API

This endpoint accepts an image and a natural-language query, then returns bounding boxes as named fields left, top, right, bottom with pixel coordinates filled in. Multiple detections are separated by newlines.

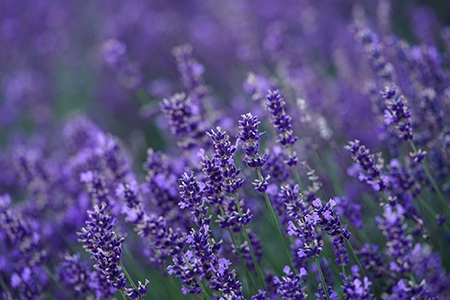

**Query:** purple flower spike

left=207, top=127, right=244, bottom=195
left=77, top=203, right=126, bottom=290
left=237, top=113, right=268, bottom=169
left=160, top=92, right=202, bottom=150
left=274, top=265, right=308, bottom=299
left=341, top=269, right=373, bottom=300
left=382, top=85, right=414, bottom=141
left=345, top=140, right=387, bottom=191
left=265, top=90, right=298, bottom=166
left=56, top=253, right=91, bottom=297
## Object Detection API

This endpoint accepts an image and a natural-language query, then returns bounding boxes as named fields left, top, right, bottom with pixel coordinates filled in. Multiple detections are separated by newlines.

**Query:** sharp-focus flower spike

left=77, top=203, right=126, bottom=290
left=265, top=90, right=298, bottom=166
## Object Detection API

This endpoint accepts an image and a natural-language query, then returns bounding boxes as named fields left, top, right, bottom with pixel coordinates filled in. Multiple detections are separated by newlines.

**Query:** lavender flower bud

left=345, top=140, right=387, bottom=191
left=253, top=175, right=270, bottom=193
left=237, top=113, right=267, bottom=169
left=77, top=203, right=126, bottom=290
left=265, top=90, right=298, bottom=150
left=382, top=85, right=414, bottom=141
left=80, top=171, right=112, bottom=207
left=375, top=204, right=413, bottom=276
left=274, top=266, right=308, bottom=300
left=56, top=253, right=91, bottom=297
left=172, top=44, right=207, bottom=97
left=160, top=93, right=202, bottom=150
left=207, top=127, right=244, bottom=195
left=179, top=172, right=210, bottom=227
left=353, top=26, right=395, bottom=82
left=340, top=269, right=373, bottom=300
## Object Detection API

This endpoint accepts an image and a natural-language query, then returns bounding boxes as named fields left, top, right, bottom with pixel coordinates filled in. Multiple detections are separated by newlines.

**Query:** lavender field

left=2, top=0, right=450, bottom=299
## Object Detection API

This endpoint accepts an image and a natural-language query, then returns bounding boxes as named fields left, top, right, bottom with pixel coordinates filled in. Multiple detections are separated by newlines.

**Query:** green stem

left=409, top=141, right=449, bottom=213
left=256, top=168, right=295, bottom=271
left=233, top=195, right=267, bottom=291
left=344, top=238, right=367, bottom=279
left=0, top=276, right=9, bottom=295
left=315, top=257, right=330, bottom=300
left=135, top=88, right=152, bottom=105
left=182, top=254, right=212, bottom=300
left=119, top=290, right=127, bottom=300
left=44, top=267, right=71, bottom=299
left=120, top=261, right=138, bottom=291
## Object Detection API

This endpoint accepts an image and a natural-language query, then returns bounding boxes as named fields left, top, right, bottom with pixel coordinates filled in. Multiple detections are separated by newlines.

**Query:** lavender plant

left=2, top=1, right=450, bottom=299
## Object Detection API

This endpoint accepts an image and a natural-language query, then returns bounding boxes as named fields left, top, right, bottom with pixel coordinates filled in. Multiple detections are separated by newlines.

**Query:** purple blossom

left=232, top=230, right=263, bottom=271
left=160, top=93, right=203, bottom=150
left=287, top=213, right=323, bottom=260
left=278, top=184, right=308, bottom=222
left=102, top=39, right=143, bottom=90
left=80, top=171, right=113, bottom=208
left=253, top=174, right=271, bottom=193
left=313, top=198, right=351, bottom=267
left=207, top=127, right=244, bottom=195
left=334, top=196, right=362, bottom=229
left=273, top=265, right=307, bottom=300
left=265, top=90, right=298, bottom=166
left=375, top=204, right=413, bottom=276
left=56, top=253, right=91, bottom=297
left=77, top=203, right=126, bottom=290
left=353, top=25, right=395, bottom=82
left=237, top=112, right=267, bottom=169
left=178, top=172, right=210, bottom=227
left=345, top=140, right=387, bottom=191
left=357, top=244, right=387, bottom=279
left=172, top=44, right=208, bottom=99
left=381, top=85, right=414, bottom=141
left=0, top=194, right=47, bottom=299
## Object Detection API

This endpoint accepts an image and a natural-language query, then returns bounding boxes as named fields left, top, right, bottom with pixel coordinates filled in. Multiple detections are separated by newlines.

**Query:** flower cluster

left=3, top=1, right=450, bottom=299
left=345, top=140, right=388, bottom=191
left=77, top=203, right=127, bottom=290
left=237, top=113, right=267, bottom=170
left=265, top=90, right=298, bottom=166
left=273, top=266, right=308, bottom=300
left=382, top=85, right=414, bottom=141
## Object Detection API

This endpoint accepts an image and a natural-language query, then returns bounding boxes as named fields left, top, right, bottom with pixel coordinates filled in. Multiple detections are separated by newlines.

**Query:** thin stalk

left=119, top=290, right=127, bottom=300
left=0, top=276, right=9, bottom=295
left=135, top=88, right=152, bottom=106
left=417, top=194, right=450, bottom=232
left=256, top=168, right=295, bottom=271
left=315, top=257, right=331, bottom=300
left=120, top=261, right=138, bottom=291
left=233, top=195, right=267, bottom=291
left=44, top=267, right=71, bottom=299
left=409, top=141, right=448, bottom=212
left=344, top=238, right=367, bottom=279
left=182, top=253, right=212, bottom=300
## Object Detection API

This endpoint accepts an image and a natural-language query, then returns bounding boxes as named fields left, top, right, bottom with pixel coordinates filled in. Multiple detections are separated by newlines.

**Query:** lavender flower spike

left=265, top=90, right=298, bottom=166
left=237, top=112, right=267, bottom=170
left=381, top=85, right=414, bottom=141
left=77, top=202, right=151, bottom=298
left=77, top=203, right=126, bottom=290
left=345, top=140, right=388, bottom=191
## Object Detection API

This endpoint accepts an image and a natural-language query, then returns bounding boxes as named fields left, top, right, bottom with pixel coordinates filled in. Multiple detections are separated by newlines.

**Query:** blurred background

left=1, top=0, right=449, bottom=185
